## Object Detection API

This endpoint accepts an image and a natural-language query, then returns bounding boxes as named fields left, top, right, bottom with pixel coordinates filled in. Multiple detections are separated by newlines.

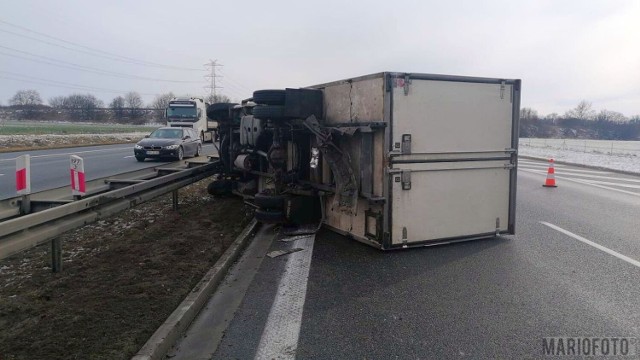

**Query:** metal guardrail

left=0, top=159, right=221, bottom=263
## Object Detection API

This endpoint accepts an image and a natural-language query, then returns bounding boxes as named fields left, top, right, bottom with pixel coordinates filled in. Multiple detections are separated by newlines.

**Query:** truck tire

left=255, top=209, right=285, bottom=224
left=207, top=103, right=237, bottom=122
left=253, top=105, right=286, bottom=120
left=253, top=90, right=286, bottom=105
left=254, top=192, right=287, bottom=209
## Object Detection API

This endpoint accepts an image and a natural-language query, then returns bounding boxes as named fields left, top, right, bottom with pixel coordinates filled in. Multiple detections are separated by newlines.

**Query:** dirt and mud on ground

left=0, top=180, right=253, bottom=360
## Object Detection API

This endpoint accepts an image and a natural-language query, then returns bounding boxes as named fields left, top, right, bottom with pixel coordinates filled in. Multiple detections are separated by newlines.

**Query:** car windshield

left=167, top=105, right=197, bottom=119
left=149, top=129, right=183, bottom=139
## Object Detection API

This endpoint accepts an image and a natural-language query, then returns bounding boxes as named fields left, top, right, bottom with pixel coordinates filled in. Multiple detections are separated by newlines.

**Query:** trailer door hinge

left=500, top=80, right=506, bottom=99
left=401, top=170, right=411, bottom=190
left=404, top=74, right=411, bottom=96
left=401, top=134, right=412, bottom=154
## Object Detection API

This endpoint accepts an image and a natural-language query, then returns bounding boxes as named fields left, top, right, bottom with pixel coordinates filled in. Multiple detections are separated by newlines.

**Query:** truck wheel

left=207, top=103, right=237, bottom=122
left=254, top=192, right=287, bottom=209
left=253, top=105, right=286, bottom=120
left=200, top=132, right=205, bottom=143
left=253, top=90, right=286, bottom=105
left=255, top=209, right=285, bottom=224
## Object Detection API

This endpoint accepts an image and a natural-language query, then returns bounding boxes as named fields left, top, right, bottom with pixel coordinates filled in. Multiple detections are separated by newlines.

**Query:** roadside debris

left=267, top=248, right=304, bottom=258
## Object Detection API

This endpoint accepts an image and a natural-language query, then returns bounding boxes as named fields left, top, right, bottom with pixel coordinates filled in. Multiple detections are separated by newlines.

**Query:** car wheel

left=195, top=144, right=202, bottom=157
left=255, top=209, right=286, bottom=224
left=177, top=146, right=184, bottom=161
left=254, top=192, right=287, bottom=209
left=252, top=105, right=287, bottom=120
left=135, top=156, right=145, bottom=162
left=253, top=90, right=286, bottom=105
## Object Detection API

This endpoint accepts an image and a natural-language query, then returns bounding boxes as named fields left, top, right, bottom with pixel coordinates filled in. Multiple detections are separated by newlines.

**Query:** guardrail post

left=19, top=195, right=31, bottom=215
left=51, top=237, right=62, bottom=273
left=172, top=190, right=179, bottom=211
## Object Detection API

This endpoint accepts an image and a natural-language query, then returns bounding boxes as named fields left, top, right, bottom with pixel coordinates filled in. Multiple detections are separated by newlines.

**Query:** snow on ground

left=0, top=132, right=146, bottom=150
left=519, top=143, right=640, bottom=174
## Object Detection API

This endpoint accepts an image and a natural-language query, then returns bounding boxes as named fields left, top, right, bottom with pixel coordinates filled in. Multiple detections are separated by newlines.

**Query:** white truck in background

left=165, top=97, right=215, bottom=142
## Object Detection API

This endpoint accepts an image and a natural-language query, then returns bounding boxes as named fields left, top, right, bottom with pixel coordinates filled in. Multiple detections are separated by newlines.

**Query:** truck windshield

left=167, top=105, right=197, bottom=120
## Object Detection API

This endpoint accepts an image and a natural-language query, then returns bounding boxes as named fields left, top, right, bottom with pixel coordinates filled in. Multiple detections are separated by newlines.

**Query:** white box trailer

left=311, top=72, right=520, bottom=249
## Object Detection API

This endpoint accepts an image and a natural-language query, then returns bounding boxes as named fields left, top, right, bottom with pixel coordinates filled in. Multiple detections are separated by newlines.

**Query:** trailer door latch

left=401, top=170, right=411, bottom=190
left=401, top=134, right=412, bottom=154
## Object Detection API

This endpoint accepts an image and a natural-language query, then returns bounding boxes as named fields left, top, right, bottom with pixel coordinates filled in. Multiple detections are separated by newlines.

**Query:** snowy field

left=519, top=138, right=640, bottom=174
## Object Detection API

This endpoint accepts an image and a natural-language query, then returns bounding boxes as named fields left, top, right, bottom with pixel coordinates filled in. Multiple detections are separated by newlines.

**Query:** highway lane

left=170, top=158, right=640, bottom=359
left=0, top=143, right=217, bottom=199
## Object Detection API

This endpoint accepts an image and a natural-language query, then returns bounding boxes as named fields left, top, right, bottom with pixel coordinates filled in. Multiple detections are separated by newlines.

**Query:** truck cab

left=165, top=97, right=214, bottom=143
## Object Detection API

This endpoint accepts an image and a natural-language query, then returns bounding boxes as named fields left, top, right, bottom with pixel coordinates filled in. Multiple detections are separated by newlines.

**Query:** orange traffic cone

left=542, top=158, right=558, bottom=187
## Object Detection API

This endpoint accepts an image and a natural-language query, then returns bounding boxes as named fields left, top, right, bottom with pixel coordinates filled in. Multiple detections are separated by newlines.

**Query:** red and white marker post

left=70, top=155, right=86, bottom=197
left=16, top=154, right=32, bottom=213
left=16, top=154, right=31, bottom=195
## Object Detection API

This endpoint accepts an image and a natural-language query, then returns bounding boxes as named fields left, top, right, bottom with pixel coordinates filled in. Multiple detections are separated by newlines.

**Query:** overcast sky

left=1, top=0, right=639, bottom=116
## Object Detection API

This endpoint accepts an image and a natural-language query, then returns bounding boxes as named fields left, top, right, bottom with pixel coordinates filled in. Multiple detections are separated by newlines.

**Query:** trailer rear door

left=388, top=75, right=519, bottom=246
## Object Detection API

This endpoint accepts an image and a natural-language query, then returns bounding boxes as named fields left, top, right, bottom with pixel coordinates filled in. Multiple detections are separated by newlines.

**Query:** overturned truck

left=207, top=72, right=521, bottom=249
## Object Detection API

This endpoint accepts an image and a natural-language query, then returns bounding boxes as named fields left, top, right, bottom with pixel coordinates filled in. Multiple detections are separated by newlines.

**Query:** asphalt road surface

left=170, top=158, right=640, bottom=359
left=0, top=143, right=217, bottom=200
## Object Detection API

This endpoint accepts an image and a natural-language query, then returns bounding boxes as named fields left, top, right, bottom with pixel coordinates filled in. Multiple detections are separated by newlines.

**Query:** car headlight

left=134, top=144, right=143, bottom=149
left=164, top=144, right=179, bottom=150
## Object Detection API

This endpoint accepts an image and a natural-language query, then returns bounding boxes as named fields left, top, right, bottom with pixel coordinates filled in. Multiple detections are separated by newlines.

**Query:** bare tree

left=151, top=92, right=175, bottom=110
left=205, top=93, right=231, bottom=104
left=596, top=109, right=627, bottom=123
left=520, top=107, right=539, bottom=122
left=9, top=89, right=43, bottom=119
left=64, top=93, right=104, bottom=121
left=110, top=96, right=126, bottom=121
left=125, top=91, right=144, bottom=121
left=49, top=96, right=66, bottom=108
left=9, top=89, right=43, bottom=106
left=564, top=100, right=595, bottom=120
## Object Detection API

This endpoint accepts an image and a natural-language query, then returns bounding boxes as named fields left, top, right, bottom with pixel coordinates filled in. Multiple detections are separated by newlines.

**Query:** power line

left=218, top=69, right=253, bottom=93
left=0, top=45, right=201, bottom=83
left=0, top=71, right=159, bottom=96
left=0, top=21, right=202, bottom=71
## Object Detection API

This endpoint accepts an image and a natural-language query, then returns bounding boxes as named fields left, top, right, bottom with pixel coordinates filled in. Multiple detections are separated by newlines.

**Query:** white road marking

left=519, top=163, right=608, bottom=175
left=520, top=167, right=640, bottom=183
left=0, top=146, right=131, bottom=162
left=587, top=180, right=640, bottom=189
left=519, top=160, right=564, bottom=167
left=0, top=173, right=4, bottom=176
left=520, top=169, right=640, bottom=197
left=255, top=235, right=315, bottom=360
left=541, top=222, right=640, bottom=269
left=123, top=155, right=135, bottom=158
